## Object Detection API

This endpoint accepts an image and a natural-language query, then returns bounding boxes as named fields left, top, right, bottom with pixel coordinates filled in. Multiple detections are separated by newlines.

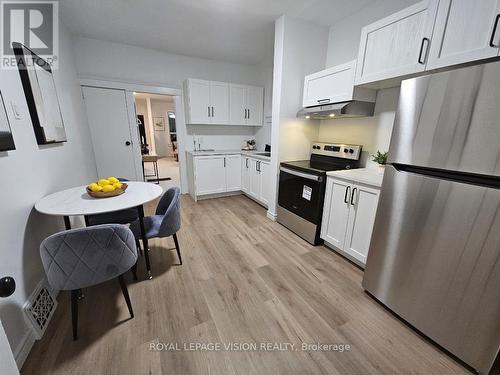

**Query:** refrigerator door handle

left=392, top=163, right=500, bottom=189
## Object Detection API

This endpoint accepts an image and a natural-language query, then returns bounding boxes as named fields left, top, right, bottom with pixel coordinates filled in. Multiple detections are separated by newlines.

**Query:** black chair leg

left=118, top=275, right=134, bottom=318
left=131, top=263, right=138, bottom=281
left=173, top=233, right=182, bottom=265
left=135, top=239, right=143, bottom=257
left=71, top=289, right=79, bottom=341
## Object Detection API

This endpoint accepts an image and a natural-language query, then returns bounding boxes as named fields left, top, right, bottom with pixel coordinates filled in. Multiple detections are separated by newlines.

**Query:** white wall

left=151, top=99, right=175, bottom=157
left=318, top=87, right=399, bottom=168
left=268, top=16, right=329, bottom=217
left=325, top=0, right=420, bottom=67
left=0, top=22, right=97, bottom=367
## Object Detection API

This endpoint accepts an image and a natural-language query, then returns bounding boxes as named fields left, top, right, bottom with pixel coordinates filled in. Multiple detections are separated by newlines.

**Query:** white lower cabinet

left=242, top=156, right=251, bottom=193
left=321, top=176, right=380, bottom=267
left=245, top=157, right=270, bottom=208
left=193, top=154, right=241, bottom=197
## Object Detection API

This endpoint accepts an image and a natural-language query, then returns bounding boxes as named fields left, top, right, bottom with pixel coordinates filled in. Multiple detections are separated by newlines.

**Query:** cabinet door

left=355, top=0, right=438, bottom=85
left=258, top=161, right=271, bottom=207
left=229, top=84, right=247, bottom=125
left=194, top=156, right=226, bottom=195
left=427, top=0, right=500, bottom=70
left=303, top=61, right=355, bottom=107
left=187, top=79, right=211, bottom=124
left=321, top=178, right=351, bottom=249
left=209, top=81, right=229, bottom=124
left=344, top=184, right=380, bottom=266
left=249, top=159, right=261, bottom=200
left=246, top=86, right=264, bottom=126
left=241, top=157, right=251, bottom=193
left=225, top=154, right=242, bottom=192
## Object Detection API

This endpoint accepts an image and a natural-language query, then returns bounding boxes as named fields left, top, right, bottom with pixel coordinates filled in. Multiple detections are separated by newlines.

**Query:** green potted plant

left=372, top=150, right=388, bottom=173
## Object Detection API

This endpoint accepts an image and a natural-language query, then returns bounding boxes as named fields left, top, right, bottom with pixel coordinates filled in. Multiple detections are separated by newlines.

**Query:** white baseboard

left=14, top=328, right=36, bottom=369
left=266, top=210, right=277, bottom=221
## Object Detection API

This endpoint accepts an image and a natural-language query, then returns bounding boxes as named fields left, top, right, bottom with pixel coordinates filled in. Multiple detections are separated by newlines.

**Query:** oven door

left=278, top=167, right=325, bottom=224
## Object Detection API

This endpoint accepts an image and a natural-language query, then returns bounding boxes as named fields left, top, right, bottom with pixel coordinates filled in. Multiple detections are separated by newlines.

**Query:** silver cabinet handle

left=350, top=187, right=357, bottom=206
left=317, top=99, right=330, bottom=103
left=208, top=106, right=210, bottom=117
left=246, top=158, right=249, bottom=168
left=344, top=186, right=351, bottom=203
left=211, top=106, right=214, bottom=117
left=248, top=108, right=250, bottom=118
left=224, top=157, right=226, bottom=168
left=245, top=109, right=247, bottom=119
left=418, top=38, right=430, bottom=64
left=490, top=14, right=500, bottom=47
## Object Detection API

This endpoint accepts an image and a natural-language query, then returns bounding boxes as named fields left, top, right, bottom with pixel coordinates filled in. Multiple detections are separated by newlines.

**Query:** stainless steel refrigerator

left=363, top=61, right=500, bottom=374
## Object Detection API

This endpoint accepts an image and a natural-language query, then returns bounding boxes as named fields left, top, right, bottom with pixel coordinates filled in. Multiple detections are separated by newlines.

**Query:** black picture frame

left=0, top=91, right=15, bottom=151
left=12, top=42, right=66, bottom=145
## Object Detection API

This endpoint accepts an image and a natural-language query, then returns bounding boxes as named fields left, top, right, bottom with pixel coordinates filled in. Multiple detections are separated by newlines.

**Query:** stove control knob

left=349, top=149, right=354, bottom=154
left=344, top=148, right=348, bottom=153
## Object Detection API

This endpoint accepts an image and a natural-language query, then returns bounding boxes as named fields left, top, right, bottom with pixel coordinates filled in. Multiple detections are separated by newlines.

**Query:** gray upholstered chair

left=40, top=224, right=138, bottom=340
left=130, top=187, right=182, bottom=265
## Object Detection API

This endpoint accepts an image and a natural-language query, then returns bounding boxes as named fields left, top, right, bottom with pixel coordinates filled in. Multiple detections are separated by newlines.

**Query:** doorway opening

left=134, top=92, right=180, bottom=190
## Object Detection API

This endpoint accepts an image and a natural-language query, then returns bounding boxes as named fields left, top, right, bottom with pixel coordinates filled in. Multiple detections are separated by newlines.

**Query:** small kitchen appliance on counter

left=277, top=142, right=362, bottom=245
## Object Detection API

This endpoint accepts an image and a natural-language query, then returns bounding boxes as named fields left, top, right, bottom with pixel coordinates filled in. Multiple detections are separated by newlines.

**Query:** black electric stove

left=277, top=142, right=362, bottom=245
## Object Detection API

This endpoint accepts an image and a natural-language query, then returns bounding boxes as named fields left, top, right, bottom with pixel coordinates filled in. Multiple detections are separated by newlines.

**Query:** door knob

left=0, top=276, right=15, bottom=297
left=125, top=141, right=131, bottom=146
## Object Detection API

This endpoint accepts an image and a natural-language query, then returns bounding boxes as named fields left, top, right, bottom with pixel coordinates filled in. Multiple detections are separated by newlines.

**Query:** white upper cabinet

left=187, top=80, right=211, bottom=124
left=355, top=0, right=439, bottom=85
left=427, top=0, right=500, bottom=70
left=246, top=86, right=264, bottom=126
left=303, top=60, right=376, bottom=107
left=186, top=79, right=263, bottom=126
left=229, top=84, right=247, bottom=125
left=185, top=79, right=229, bottom=125
left=229, top=84, right=263, bottom=126
left=209, top=81, right=230, bottom=124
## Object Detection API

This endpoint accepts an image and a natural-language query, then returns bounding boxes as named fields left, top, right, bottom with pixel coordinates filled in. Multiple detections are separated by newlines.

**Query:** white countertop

left=327, top=168, right=384, bottom=187
left=187, top=149, right=271, bottom=161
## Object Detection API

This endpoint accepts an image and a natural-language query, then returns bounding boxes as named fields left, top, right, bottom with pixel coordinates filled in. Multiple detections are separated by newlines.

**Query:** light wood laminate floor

left=22, top=195, right=471, bottom=375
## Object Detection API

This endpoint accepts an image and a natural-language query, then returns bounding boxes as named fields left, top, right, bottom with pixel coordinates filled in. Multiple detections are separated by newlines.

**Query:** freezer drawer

left=363, top=166, right=500, bottom=374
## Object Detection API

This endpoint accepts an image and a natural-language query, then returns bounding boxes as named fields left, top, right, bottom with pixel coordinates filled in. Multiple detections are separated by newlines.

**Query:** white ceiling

left=60, top=0, right=372, bottom=65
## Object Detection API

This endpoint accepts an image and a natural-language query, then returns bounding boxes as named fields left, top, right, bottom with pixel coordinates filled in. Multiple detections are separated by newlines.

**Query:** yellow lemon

left=108, top=176, right=119, bottom=184
left=98, top=179, right=111, bottom=187
left=102, top=184, right=116, bottom=192
left=89, top=183, right=102, bottom=192
left=113, top=182, right=123, bottom=190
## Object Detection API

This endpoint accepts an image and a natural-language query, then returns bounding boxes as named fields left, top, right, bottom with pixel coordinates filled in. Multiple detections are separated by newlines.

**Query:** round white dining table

left=35, top=181, right=163, bottom=279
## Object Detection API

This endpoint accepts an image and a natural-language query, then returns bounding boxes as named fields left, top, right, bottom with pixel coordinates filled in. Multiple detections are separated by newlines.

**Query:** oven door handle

left=279, top=167, right=322, bottom=181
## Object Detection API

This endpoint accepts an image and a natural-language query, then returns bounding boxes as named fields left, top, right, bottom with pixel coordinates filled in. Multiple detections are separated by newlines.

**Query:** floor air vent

left=24, top=282, right=57, bottom=339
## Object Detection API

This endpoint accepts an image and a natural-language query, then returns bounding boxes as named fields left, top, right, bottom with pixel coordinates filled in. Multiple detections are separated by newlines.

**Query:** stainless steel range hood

left=297, top=101, right=375, bottom=120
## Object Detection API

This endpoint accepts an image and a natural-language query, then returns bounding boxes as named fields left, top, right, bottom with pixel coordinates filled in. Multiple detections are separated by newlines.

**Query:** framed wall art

left=153, top=116, right=165, bottom=131
left=12, top=42, right=66, bottom=145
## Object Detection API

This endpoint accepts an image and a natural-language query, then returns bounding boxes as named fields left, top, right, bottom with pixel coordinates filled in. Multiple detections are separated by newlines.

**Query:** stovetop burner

left=280, top=142, right=362, bottom=176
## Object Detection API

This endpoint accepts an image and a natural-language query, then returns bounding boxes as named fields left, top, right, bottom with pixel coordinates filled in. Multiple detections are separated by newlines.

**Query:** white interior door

left=188, top=79, right=211, bottom=124
left=427, top=0, right=500, bottom=70
left=321, top=178, right=351, bottom=249
left=209, top=82, right=229, bottom=124
left=82, top=86, right=139, bottom=180
left=225, top=154, right=242, bottom=191
left=229, top=84, right=247, bottom=125
left=0, top=320, right=19, bottom=375
left=246, top=86, right=264, bottom=126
